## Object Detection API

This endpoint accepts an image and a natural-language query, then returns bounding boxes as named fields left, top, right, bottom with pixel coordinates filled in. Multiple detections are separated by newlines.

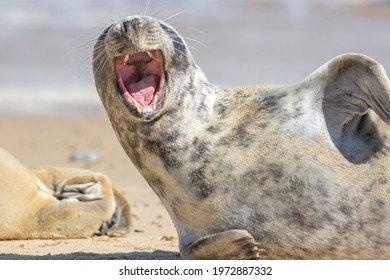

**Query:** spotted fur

left=93, top=16, right=390, bottom=259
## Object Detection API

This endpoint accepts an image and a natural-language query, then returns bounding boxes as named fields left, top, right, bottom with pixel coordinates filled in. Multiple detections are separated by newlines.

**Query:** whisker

left=78, top=39, right=101, bottom=50
left=101, top=57, right=110, bottom=74
left=76, top=49, right=99, bottom=78
left=187, top=45, right=198, bottom=51
left=97, top=55, right=109, bottom=75
left=172, top=46, right=188, bottom=58
left=150, top=5, right=169, bottom=19
left=79, top=60, right=93, bottom=77
left=186, top=27, right=205, bottom=35
left=90, top=45, right=104, bottom=54
left=97, top=51, right=109, bottom=70
left=92, top=51, right=105, bottom=67
left=166, top=35, right=188, bottom=51
left=92, top=44, right=109, bottom=75
left=163, top=10, right=188, bottom=22
left=143, top=0, right=151, bottom=16
left=165, top=29, right=195, bottom=53
left=88, top=24, right=113, bottom=30
left=171, top=39, right=198, bottom=51
left=76, top=25, right=110, bottom=50
left=81, top=53, right=94, bottom=66
left=170, top=39, right=185, bottom=46
left=167, top=31, right=198, bottom=51
left=93, top=40, right=105, bottom=49
left=181, top=36, right=207, bottom=48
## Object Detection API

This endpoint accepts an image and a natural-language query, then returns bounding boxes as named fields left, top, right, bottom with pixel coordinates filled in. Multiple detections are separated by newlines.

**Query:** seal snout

left=97, top=16, right=169, bottom=118
left=104, top=16, right=162, bottom=56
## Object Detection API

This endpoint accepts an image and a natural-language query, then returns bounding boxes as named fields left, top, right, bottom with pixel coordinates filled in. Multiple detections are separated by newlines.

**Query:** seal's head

left=93, top=16, right=195, bottom=121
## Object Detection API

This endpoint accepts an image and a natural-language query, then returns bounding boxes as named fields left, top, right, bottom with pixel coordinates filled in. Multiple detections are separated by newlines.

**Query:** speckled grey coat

left=93, top=16, right=390, bottom=259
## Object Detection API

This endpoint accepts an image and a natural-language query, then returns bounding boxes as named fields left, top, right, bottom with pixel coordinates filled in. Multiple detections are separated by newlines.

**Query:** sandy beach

left=0, top=116, right=180, bottom=259
left=1, top=0, right=390, bottom=261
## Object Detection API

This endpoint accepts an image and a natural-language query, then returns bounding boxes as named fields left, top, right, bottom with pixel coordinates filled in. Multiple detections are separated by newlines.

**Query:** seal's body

left=0, top=147, right=131, bottom=239
left=93, top=16, right=390, bottom=259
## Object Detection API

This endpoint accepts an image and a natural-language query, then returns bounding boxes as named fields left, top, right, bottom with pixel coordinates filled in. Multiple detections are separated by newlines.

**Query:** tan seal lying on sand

left=0, top=147, right=131, bottom=239
left=93, top=16, right=390, bottom=259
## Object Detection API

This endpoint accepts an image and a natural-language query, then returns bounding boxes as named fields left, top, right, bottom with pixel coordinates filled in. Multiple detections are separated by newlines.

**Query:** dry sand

left=1, top=2, right=390, bottom=261
left=0, top=116, right=180, bottom=260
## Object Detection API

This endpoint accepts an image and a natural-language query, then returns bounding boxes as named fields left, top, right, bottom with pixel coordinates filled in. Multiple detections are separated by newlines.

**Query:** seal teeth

left=122, top=51, right=154, bottom=64
left=123, top=54, right=129, bottom=64
left=127, top=95, right=142, bottom=113
left=146, top=50, right=155, bottom=59
left=152, top=91, right=159, bottom=110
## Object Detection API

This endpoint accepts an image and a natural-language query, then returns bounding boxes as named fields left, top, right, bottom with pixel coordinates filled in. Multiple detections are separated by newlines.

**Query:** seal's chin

left=115, top=50, right=165, bottom=117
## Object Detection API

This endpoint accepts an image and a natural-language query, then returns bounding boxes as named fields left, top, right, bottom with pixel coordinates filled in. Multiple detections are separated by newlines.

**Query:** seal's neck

left=158, top=64, right=216, bottom=121
left=113, top=74, right=220, bottom=237
left=114, top=69, right=217, bottom=185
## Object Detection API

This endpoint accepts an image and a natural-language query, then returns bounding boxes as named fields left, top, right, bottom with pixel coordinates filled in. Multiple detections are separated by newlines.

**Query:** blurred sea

left=0, top=0, right=389, bottom=116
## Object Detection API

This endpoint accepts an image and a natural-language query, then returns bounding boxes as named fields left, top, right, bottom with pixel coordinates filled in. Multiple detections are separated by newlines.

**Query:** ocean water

left=0, top=0, right=389, bottom=116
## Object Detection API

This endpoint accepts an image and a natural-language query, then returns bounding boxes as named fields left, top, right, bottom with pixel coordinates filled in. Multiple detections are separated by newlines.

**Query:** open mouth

left=115, top=50, right=165, bottom=115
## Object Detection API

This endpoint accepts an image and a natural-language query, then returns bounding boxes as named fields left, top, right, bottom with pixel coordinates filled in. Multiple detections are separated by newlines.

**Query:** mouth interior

left=115, top=50, right=164, bottom=114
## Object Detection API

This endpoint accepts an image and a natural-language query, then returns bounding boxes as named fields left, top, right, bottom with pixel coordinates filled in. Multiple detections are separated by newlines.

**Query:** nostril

left=122, top=18, right=140, bottom=35
left=122, top=21, right=129, bottom=34
left=130, top=18, right=140, bottom=26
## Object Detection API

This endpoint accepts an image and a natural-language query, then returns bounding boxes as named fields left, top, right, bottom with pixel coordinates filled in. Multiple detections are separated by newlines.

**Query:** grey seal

left=0, top=147, right=131, bottom=239
left=93, top=15, right=390, bottom=259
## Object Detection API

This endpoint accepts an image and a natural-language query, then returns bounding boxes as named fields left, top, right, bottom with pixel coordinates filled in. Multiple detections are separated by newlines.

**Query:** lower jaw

left=120, top=95, right=161, bottom=119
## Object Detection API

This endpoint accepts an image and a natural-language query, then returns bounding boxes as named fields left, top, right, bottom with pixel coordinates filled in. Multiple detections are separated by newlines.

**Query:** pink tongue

left=126, top=75, right=157, bottom=106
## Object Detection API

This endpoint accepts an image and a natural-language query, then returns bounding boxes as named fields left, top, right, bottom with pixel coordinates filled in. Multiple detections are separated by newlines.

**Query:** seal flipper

left=180, top=230, right=264, bottom=260
left=304, top=54, right=390, bottom=162
left=54, top=172, right=132, bottom=237
left=31, top=167, right=132, bottom=238
left=98, top=188, right=132, bottom=237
